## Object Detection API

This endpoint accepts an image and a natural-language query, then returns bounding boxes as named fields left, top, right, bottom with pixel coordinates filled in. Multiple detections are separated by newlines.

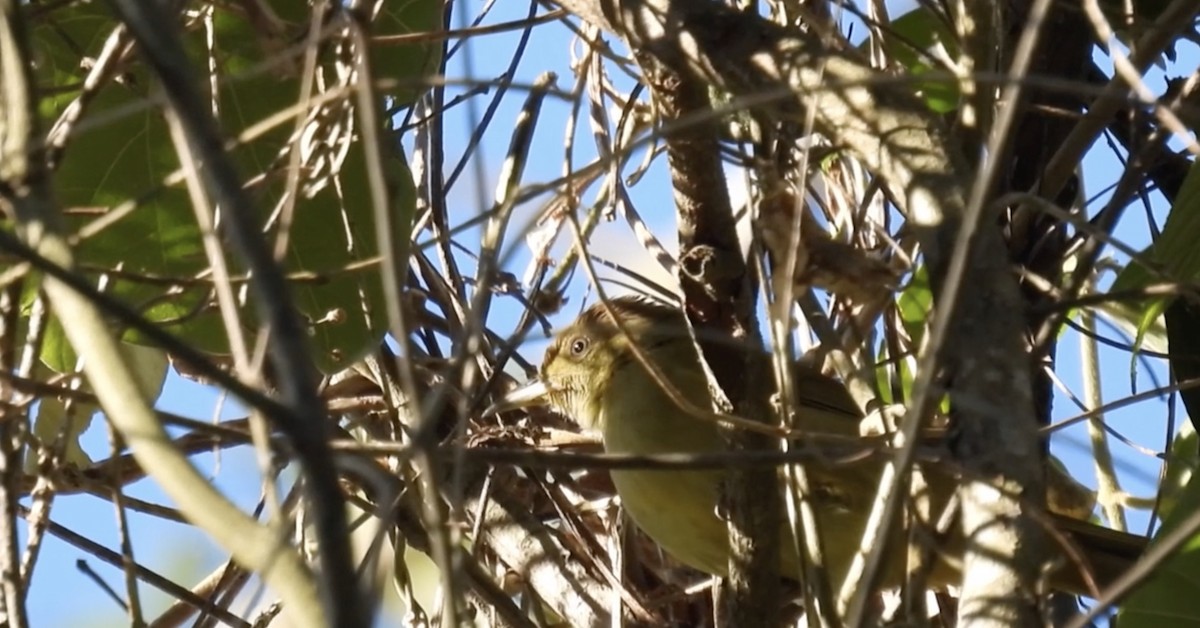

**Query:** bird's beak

left=483, top=379, right=553, bottom=417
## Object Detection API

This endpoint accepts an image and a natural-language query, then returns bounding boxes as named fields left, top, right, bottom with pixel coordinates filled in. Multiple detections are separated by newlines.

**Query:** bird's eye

left=568, top=337, right=590, bottom=357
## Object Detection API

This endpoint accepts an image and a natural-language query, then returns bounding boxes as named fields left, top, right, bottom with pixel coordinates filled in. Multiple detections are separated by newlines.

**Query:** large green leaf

left=1106, top=160, right=1200, bottom=403
left=32, top=3, right=218, bottom=369
left=877, top=8, right=960, bottom=113
left=374, top=0, right=443, bottom=106
left=1112, top=160, right=1200, bottom=296
left=26, top=2, right=422, bottom=373
left=1166, top=297, right=1200, bottom=435
left=1118, top=469, right=1200, bottom=627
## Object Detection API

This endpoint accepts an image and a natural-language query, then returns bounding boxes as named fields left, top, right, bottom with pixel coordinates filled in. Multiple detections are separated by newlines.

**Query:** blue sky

left=27, top=1, right=1199, bottom=625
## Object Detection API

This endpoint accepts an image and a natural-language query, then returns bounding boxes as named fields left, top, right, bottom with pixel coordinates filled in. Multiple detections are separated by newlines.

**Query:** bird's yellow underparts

left=490, top=295, right=1144, bottom=596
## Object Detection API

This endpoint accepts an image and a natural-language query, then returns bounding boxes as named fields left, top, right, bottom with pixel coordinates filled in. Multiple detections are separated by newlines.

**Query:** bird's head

left=489, top=296, right=689, bottom=432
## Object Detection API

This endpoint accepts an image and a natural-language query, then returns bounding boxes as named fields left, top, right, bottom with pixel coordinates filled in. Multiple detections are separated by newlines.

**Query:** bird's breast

left=597, top=359, right=732, bottom=574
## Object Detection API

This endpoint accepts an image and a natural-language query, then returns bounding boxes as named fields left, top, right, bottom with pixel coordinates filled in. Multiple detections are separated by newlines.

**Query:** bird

left=492, top=295, right=1143, bottom=596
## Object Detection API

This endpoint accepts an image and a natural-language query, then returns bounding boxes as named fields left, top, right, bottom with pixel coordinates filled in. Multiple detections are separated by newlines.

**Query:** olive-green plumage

left=497, top=296, right=1142, bottom=594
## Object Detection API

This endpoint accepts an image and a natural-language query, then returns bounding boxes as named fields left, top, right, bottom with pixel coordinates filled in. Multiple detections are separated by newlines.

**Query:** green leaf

left=1119, top=470, right=1200, bottom=627
left=1098, top=301, right=1168, bottom=355
left=897, top=265, right=932, bottom=343
left=1105, top=161, right=1200, bottom=405
left=878, top=8, right=960, bottom=113
left=374, top=0, right=443, bottom=106
left=1167, top=297, right=1200, bottom=434
left=26, top=3, right=420, bottom=373
left=30, top=1, right=114, bottom=116
left=25, top=342, right=166, bottom=473
left=879, top=267, right=934, bottom=409
left=1112, top=160, right=1200, bottom=295
left=284, top=141, right=415, bottom=370
left=30, top=398, right=95, bottom=471
left=1159, top=423, right=1197, bottom=520
left=36, top=5, right=229, bottom=364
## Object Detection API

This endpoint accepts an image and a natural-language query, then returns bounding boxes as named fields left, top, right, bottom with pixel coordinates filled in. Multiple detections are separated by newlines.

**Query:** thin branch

left=2, top=2, right=328, bottom=625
